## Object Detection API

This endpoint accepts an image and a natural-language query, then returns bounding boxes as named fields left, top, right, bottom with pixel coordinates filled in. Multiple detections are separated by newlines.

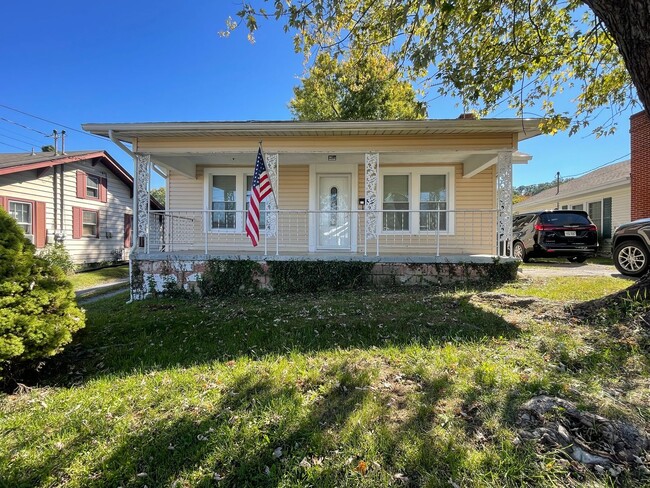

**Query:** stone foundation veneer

left=130, top=254, right=518, bottom=299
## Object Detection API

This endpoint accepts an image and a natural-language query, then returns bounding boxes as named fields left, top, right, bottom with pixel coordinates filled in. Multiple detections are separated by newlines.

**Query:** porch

left=144, top=208, right=500, bottom=257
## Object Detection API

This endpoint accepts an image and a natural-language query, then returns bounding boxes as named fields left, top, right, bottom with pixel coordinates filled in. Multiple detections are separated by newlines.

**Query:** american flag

left=246, top=148, right=274, bottom=246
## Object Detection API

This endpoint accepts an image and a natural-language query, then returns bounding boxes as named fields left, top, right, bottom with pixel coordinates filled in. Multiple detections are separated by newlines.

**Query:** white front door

left=317, top=175, right=351, bottom=249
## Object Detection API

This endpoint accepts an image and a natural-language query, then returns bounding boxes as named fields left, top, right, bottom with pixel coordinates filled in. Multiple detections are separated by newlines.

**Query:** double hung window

left=9, top=201, right=32, bottom=234
left=207, top=170, right=271, bottom=232
left=211, top=175, right=237, bottom=230
left=86, top=175, right=100, bottom=199
left=381, top=168, right=453, bottom=234
left=82, top=210, right=99, bottom=237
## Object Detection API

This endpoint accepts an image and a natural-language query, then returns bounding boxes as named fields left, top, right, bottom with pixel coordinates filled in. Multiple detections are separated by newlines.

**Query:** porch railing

left=146, top=209, right=499, bottom=256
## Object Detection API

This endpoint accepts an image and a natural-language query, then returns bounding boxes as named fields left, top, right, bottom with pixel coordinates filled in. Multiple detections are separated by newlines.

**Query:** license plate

left=565, top=230, right=577, bottom=237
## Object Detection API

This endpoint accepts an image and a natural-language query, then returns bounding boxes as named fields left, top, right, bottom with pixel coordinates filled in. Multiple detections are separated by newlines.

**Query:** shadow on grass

left=3, top=360, right=375, bottom=487
left=21, top=288, right=520, bottom=388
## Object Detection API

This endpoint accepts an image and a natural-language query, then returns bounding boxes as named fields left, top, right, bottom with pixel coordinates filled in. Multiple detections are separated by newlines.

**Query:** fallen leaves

left=354, top=460, right=368, bottom=475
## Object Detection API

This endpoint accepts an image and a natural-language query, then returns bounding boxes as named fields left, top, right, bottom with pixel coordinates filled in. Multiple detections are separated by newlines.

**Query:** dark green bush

left=198, top=259, right=261, bottom=297
left=268, top=260, right=374, bottom=293
left=0, top=209, right=85, bottom=379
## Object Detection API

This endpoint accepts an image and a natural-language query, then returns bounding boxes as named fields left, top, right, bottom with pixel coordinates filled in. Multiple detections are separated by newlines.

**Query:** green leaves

left=228, top=0, right=637, bottom=135
left=0, top=208, right=85, bottom=378
left=290, top=50, right=427, bottom=120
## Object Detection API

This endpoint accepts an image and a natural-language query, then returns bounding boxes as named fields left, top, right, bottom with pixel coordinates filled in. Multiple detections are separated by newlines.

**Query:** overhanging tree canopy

left=224, top=0, right=647, bottom=135
left=290, top=50, right=427, bottom=120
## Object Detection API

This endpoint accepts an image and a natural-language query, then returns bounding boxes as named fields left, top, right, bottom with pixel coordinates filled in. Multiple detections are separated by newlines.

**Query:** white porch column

left=135, top=154, right=151, bottom=252
left=496, top=150, right=513, bottom=257
left=364, top=152, right=379, bottom=255
left=264, top=152, right=279, bottom=240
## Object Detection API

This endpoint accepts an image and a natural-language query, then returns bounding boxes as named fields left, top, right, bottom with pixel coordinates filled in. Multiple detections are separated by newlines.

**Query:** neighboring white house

left=0, top=150, right=162, bottom=266
left=513, top=160, right=631, bottom=253
left=83, top=118, right=543, bottom=295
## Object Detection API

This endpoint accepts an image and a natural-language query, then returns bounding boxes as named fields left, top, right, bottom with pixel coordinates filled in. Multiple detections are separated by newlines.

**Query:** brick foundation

left=631, top=111, right=650, bottom=220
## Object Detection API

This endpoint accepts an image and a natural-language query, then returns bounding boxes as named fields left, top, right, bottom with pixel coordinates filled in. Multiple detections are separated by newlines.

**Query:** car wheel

left=614, top=241, right=649, bottom=277
left=513, top=241, right=529, bottom=262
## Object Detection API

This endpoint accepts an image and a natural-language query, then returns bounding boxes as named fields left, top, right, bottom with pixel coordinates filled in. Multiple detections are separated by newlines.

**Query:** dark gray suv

left=612, top=218, right=650, bottom=277
left=512, top=210, right=599, bottom=263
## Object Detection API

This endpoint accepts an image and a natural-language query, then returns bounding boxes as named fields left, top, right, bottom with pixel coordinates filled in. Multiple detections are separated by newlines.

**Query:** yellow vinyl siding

left=164, top=161, right=498, bottom=256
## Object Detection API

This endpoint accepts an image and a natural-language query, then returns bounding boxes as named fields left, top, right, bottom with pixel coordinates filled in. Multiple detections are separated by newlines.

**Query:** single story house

left=82, top=118, right=542, bottom=296
left=513, top=160, right=630, bottom=253
left=0, top=150, right=162, bottom=266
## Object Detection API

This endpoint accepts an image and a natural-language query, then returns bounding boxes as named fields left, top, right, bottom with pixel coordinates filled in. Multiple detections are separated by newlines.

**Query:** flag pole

left=259, top=140, right=278, bottom=206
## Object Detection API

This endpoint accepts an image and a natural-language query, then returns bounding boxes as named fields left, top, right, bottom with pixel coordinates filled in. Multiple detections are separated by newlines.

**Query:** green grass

left=494, top=276, right=631, bottom=301
left=68, top=265, right=129, bottom=291
left=1, top=281, right=648, bottom=487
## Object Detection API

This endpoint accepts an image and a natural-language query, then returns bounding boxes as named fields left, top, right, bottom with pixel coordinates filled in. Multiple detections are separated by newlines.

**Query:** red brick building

left=630, top=111, right=650, bottom=220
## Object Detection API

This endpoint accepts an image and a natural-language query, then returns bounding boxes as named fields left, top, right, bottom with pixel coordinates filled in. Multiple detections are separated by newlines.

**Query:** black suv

left=612, top=218, right=650, bottom=277
left=512, top=210, right=599, bottom=263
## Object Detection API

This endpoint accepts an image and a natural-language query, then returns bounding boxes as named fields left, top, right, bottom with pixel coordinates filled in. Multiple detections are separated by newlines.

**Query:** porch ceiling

left=150, top=149, right=531, bottom=180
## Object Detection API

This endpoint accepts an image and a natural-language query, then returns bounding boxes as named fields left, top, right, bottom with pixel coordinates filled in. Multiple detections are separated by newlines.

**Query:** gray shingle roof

left=517, top=160, right=630, bottom=206
left=0, top=151, right=100, bottom=170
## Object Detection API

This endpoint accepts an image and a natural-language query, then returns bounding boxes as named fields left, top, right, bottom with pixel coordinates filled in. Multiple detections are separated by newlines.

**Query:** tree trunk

left=583, top=0, right=650, bottom=115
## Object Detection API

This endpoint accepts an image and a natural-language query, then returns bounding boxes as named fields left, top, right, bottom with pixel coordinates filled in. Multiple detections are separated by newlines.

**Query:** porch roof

left=83, top=118, right=543, bottom=143
left=83, top=119, right=541, bottom=179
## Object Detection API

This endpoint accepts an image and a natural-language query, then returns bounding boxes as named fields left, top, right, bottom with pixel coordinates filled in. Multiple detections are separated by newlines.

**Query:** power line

left=0, top=130, right=40, bottom=148
left=0, top=116, right=50, bottom=136
left=0, top=125, right=46, bottom=145
left=0, top=140, right=30, bottom=151
left=0, top=103, right=106, bottom=140
left=562, top=153, right=631, bottom=179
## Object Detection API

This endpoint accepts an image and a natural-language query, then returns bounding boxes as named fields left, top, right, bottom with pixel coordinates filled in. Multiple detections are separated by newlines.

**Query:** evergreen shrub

left=0, top=209, right=85, bottom=380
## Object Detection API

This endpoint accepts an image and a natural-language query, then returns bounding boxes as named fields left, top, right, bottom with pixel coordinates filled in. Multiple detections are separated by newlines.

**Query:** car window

left=540, top=213, right=591, bottom=225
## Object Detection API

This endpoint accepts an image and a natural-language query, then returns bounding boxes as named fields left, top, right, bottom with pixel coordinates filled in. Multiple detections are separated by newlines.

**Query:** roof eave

left=82, top=118, right=544, bottom=143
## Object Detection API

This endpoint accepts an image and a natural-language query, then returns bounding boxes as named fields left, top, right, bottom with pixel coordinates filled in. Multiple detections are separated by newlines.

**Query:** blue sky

left=0, top=1, right=636, bottom=189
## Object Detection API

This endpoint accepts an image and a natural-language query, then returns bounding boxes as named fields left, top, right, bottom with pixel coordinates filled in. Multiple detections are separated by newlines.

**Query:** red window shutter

left=0, top=196, right=6, bottom=210
left=76, top=171, right=87, bottom=199
left=34, top=201, right=47, bottom=248
left=124, top=213, right=133, bottom=248
left=99, top=177, right=108, bottom=203
left=96, top=210, right=100, bottom=238
left=72, top=207, right=82, bottom=239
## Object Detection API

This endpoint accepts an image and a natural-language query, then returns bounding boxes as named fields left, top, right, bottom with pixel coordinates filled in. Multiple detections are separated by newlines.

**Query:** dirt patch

left=470, top=292, right=570, bottom=323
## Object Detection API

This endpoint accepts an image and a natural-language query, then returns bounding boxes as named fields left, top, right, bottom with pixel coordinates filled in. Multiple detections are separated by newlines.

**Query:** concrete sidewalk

left=75, top=279, right=129, bottom=303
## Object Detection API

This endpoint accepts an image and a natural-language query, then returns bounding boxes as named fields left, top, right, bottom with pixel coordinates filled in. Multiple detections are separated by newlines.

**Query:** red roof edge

left=0, top=151, right=163, bottom=210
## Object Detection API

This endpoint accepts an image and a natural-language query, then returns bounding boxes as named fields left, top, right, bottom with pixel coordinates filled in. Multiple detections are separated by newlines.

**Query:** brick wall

left=631, top=111, right=650, bottom=220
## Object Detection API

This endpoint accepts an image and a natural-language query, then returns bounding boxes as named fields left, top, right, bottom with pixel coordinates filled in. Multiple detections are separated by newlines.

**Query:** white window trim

left=82, top=209, right=99, bottom=238
left=86, top=174, right=101, bottom=200
left=9, top=199, right=33, bottom=235
left=204, top=168, right=267, bottom=234
left=379, top=166, right=455, bottom=235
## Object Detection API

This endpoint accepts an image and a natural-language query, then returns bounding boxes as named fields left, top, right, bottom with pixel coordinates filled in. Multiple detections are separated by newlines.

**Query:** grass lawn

left=496, top=276, right=631, bottom=301
left=68, top=265, right=129, bottom=291
left=1, top=278, right=648, bottom=487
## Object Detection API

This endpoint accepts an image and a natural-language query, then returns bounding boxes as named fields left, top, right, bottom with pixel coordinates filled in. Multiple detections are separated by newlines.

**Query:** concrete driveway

left=517, top=260, right=634, bottom=280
